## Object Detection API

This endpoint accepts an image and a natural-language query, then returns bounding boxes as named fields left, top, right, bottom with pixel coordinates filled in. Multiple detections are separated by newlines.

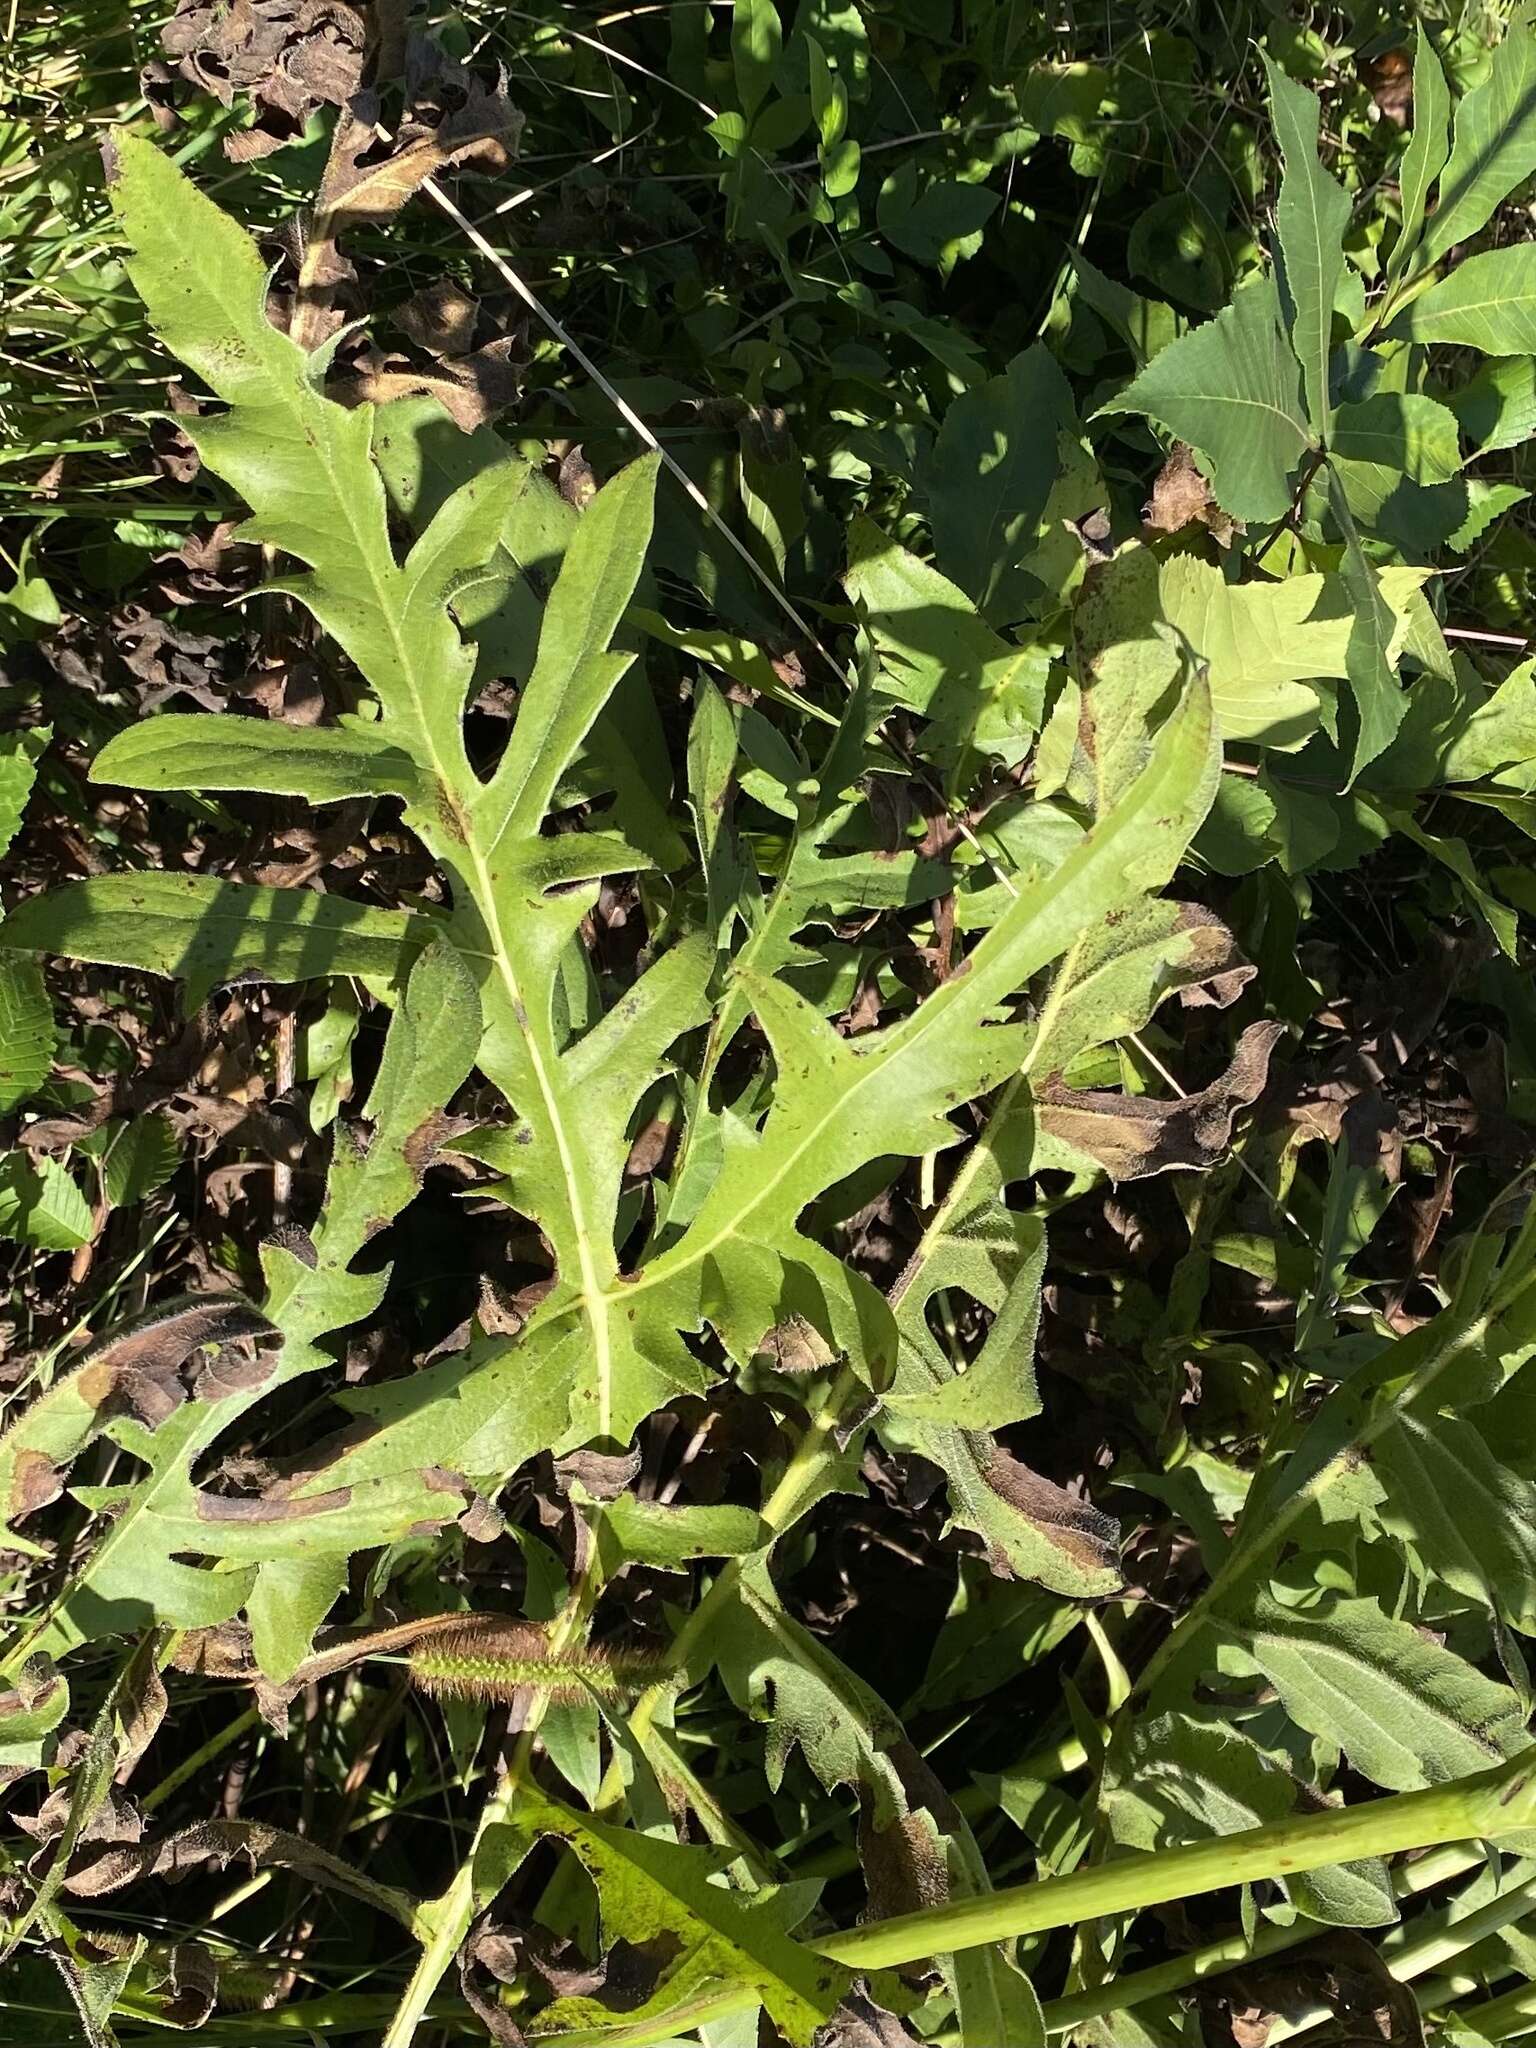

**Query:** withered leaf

left=336, top=339, right=522, bottom=433
left=1143, top=440, right=1240, bottom=542
left=1038, top=1020, right=1285, bottom=1182
left=396, top=276, right=481, bottom=357
left=315, top=46, right=522, bottom=230
left=1172, top=903, right=1256, bottom=1009
left=150, top=1943, right=218, bottom=2030
left=61, top=1819, right=416, bottom=1925
left=73, top=1293, right=277, bottom=1424
left=555, top=1444, right=643, bottom=1502
left=814, top=1986, right=926, bottom=2048
left=161, top=0, right=368, bottom=157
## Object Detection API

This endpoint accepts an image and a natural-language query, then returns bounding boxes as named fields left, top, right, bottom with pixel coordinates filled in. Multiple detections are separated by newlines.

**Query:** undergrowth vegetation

left=7, top=0, right=1536, bottom=2042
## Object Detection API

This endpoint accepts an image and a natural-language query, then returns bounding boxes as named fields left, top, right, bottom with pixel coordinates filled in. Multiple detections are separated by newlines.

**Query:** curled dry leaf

left=160, top=0, right=368, bottom=158
left=314, top=42, right=522, bottom=231
left=1142, top=441, right=1241, bottom=542
left=1037, top=1019, right=1285, bottom=1181
left=336, top=339, right=523, bottom=434
left=814, top=1986, right=926, bottom=2048
left=59, top=1819, right=418, bottom=1926
left=979, top=1444, right=1121, bottom=1581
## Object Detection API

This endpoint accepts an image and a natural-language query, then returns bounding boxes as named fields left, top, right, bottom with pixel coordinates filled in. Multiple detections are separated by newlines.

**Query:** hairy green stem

left=381, top=1537, right=605, bottom=2048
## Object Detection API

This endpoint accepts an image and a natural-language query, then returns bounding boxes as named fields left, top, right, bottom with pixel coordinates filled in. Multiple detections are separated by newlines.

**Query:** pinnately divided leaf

left=14, top=29, right=1536, bottom=2048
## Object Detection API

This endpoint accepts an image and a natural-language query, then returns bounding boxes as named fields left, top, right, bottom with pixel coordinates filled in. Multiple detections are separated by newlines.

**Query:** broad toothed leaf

left=1098, top=277, right=1310, bottom=523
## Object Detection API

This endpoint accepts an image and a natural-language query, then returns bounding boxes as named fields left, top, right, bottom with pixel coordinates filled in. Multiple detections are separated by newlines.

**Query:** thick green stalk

left=1039, top=1840, right=1482, bottom=2034
left=806, top=1752, right=1536, bottom=1972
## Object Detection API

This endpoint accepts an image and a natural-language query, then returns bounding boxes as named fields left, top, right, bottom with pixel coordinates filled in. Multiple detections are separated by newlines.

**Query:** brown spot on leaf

left=979, top=1443, right=1121, bottom=1579
left=9, top=1449, right=63, bottom=1523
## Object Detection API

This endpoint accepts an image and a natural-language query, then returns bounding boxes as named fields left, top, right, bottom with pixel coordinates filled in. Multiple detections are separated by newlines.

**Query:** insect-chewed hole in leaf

left=406, top=1619, right=668, bottom=1707
left=922, top=1286, right=990, bottom=1366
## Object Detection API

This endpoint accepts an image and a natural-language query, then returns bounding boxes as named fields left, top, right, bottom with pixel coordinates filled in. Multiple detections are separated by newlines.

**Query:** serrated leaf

left=0, top=727, right=48, bottom=864
left=1388, top=244, right=1536, bottom=352
left=595, top=1496, right=767, bottom=1573
left=472, top=452, right=660, bottom=845
left=98, top=1115, right=180, bottom=1210
left=106, top=132, right=518, bottom=791
left=0, top=1154, right=93, bottom=1252
left=0, top=875, right=429, bottom=1008
left=1099, top=276, right=1311, bottom=523
left=1264, top=58, right=1349, bottom=433
left=1218, top=1591, right=1530, bottom=1792
left=0, top=956, right=54, bottom=1113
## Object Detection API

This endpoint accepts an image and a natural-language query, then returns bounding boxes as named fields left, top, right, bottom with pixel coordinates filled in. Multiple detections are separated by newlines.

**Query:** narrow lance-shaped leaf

left=1327, top=466, right=1407, bottom=782
left=0, top=875, right=431, bottom=1008
left=1413, top=19, right=1536, bottom=273
left=93, top=714, right=426, bottom=808
left=1264, top=57, right=1349, bottom=435
left=1384, top=30, right=1451, bottom=290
